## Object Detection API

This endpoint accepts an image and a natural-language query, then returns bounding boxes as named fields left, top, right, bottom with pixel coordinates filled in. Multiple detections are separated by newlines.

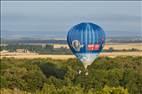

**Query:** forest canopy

left=0, top=56, right=142, bottom=94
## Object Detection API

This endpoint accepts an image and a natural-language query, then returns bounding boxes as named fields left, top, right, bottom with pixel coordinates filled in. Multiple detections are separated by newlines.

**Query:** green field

left=0, top=56, right=142, bottom=94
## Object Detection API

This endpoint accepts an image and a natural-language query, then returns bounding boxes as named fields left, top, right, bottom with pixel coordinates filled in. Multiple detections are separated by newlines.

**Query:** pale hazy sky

left=1, top=1, right=142, bottom=39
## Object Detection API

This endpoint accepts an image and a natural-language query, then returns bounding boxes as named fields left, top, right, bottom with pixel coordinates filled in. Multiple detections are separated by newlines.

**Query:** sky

left=1, top=1, right=142, bottom=40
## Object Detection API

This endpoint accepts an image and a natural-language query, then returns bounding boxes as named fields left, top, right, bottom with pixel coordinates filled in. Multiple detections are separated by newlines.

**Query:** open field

left=104, top=43, right=142, bottom=50
left=1, top=52, right=142, bottom=59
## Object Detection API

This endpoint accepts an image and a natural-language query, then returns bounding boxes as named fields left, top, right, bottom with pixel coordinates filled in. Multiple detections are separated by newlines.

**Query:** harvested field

left=104, top=43, right=142, bottom=50
left=1, top=52, right=141, bottom=59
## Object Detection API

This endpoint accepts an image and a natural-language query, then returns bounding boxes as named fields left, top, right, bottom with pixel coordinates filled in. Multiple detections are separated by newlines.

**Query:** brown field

left=1, top=52, right=142, bottom=59
left=104, top=43, right=142, bottom=50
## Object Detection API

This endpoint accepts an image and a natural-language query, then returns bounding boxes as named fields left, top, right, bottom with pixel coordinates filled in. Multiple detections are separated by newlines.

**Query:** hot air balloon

left=67, top=22, right=105, bottom=70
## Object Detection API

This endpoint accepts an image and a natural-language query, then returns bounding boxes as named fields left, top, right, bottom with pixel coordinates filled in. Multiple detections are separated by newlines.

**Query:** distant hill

left=1, top=39, right=67, bottom=45
left=1, top=36, right=142, bottom=45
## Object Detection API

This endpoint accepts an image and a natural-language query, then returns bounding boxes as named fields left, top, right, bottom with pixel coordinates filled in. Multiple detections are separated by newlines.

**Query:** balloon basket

left=85, top=71, right=88, bottom=76
left=78, top=68, right=88, bottom=76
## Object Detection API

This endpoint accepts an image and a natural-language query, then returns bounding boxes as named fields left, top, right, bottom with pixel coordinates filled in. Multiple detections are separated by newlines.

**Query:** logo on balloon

left=72, top=40, right=83, bottom=51
left=87, top=44, right=100, bottom=51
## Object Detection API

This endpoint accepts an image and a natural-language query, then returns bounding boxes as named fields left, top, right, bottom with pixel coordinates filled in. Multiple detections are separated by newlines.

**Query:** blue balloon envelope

left=67, top=22, right=105, bottom=69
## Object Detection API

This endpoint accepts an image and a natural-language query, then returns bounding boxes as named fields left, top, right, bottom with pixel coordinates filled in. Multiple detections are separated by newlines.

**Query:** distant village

left=0, top=43, right=70, bottom=56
